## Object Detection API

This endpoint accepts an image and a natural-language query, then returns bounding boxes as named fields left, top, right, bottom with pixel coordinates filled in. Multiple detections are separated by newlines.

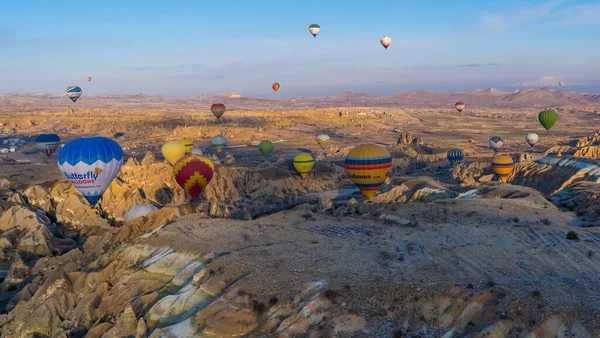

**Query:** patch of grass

left=567, top=231, right=580, bottom=241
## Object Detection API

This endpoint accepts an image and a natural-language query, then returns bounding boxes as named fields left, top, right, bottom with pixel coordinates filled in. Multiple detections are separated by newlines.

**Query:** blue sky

left=0, top=0, right=599, bottom=97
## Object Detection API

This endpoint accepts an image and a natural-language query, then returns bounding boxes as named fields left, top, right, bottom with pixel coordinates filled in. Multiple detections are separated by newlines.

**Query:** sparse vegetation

left=532, top=289, right=542, bottom=299
left=540, top=218, right=552, bottom=225
left=567, top=231, right=580, bottom=241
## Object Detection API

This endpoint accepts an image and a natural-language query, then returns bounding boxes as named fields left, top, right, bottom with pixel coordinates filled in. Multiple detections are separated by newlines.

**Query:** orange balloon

left=272, top=82, right=280, bottom=92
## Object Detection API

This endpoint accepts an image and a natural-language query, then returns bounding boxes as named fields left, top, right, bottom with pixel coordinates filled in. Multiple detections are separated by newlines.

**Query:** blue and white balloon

left=65, top=86, right=82, bottom=102
left=35, top=133, right=61, bottom=158
left=57, top=136, right=123, bottom=207
left=126, top=204, right=159, bottom=221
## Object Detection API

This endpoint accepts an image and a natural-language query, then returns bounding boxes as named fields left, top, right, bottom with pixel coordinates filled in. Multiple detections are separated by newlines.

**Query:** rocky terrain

left=1, top=103, right=600, bottom=337
left=2, top=88, right=600, bottom=111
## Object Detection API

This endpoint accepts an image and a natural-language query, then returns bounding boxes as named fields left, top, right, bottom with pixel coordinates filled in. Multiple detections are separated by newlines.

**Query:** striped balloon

left=538, top=110, right=557, bottom=131
left=173, top=155, right=214, bottom=200
left=180, top=139, right=193, bottom=154
left=65, top=86, right=82, bottom=102
left=57, top=136, right=123, bottom=207
left=35, top=133, right=60, bottom=158
left=345, top=144, right=392, bottom=200
left=491, top=155, right=515, bottom=182
left=211, top=103, right=226, bottom=119
left=447, top=148, right=464, bottom=165
left=272, top=82, right=280, bottom=92
left=293, top=153, right=315, bottom=178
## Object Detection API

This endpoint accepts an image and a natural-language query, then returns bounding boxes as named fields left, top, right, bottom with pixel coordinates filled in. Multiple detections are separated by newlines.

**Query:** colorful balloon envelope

left=293, top=153, right=315, bottom=179
left=126, top=204, right=158, bottom=221
left=316, top=134, right=330, bottom=149
left=211, top=103, right=226, bottom=119
left=57, top=136, right=123, bottom=207
left=162, top=141, right=187, bottom=166
left=65, top=86, right=82, bottom=102
left=180, top=139, right=193, bottom=154
left=309, top=24, right=320, bottom=37
left=173, top=155, right=214, bottom=200
left=211, top=135, right=227, bottom=154
left=447, top=148, right=464, bottom=165
left=491, top=155, right=515, bottom=183
left=87, top=76, right=92, bottom=81
left=35, top=133, right=60, bottom=158
left=526, top=133, right=539, bottom=147
left=455, top=102, right=465, bottom=113
left=538, top=110, right=557, bottom=131
left=272, top=82, right=280, bottom=92
left=258, top=140, right=273, bottom=156
left=345, top=143, right=392, bottom=200
left=489, top=136, right=503, bottom=153
left=380, top=36, right=391, bottom=50
left=558, top=82, right=563, bottom=86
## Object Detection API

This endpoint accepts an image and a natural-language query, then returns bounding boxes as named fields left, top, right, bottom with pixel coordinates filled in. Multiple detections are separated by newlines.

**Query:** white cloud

left=478, top=0, right=569, bottom=33
left=519, top=75, right=560, bottom=86
left=557, top=4, right=600, bottom=25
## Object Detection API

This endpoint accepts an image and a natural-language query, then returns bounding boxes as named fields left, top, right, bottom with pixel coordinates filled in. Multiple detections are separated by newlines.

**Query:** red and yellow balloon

left=173, top=155, right=215, bottom=200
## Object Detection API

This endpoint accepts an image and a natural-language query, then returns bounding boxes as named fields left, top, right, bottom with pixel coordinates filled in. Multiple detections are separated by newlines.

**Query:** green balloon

left=258, top=140, right=273, bottom=156
left=538, top=110, right=557, bottom=131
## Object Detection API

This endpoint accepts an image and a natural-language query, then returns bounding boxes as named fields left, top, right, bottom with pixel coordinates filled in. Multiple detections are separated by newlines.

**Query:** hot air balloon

left=559, top=81, right=563, bottom=86
left=309, top=24, right=320, bottom=37
left=162, top=141, right=187, bottom=166
left=447, top=148, right=464, bottom=165
left=87, top=76, right=92, bottom=82
left=455, top=102, right=465, bottom=113
left=258, top=140, right=273, bottom=156
left=191, top=148, right=203, bottom=156
left=316, top=134, right=330, bottom=149
left=35, top=133, right=60, bottom=158
left=57, top=136, right=123, bottom=207
left=211, top=103, right=226, bottom=119
left=126, top=204, right=158, bottom=221
left=211, top=135, right=227, bottom=154
left=65, top=86, right=82, bottom=102
left=173, top=155, right=214, bottom=200
left=380, top=36, right=391, bottom=50
left=272, top=82, right=280, bottom=92
left=345, top=143, right=392, bottom=200
left=293, top=153, right=315, bottom=179
left=526, top=133, right=539, bottom=147
left=538, top=110, right=557, bottom=131
left=489, top=136, right=503, bottom=153
left=491, top=155, right=515, bottom=183
left=180, top=139, right=193, bottom=154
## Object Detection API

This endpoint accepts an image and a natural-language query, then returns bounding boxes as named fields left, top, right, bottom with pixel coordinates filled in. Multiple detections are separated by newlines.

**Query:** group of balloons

left=445, top=109, right=558, bottom=182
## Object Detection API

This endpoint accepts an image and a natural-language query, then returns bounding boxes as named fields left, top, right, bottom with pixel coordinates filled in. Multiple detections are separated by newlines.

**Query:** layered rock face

left=1, top=145, right=600, bottom=337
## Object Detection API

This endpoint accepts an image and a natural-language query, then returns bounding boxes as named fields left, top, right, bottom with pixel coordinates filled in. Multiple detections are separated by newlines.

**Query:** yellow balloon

left=293, top=153, right=315, bottom=179
left=180, top=139, right=193, bottom=154
left=162, top=141, right=187, bottom=166
left=345, top=143, right=392, bottom=200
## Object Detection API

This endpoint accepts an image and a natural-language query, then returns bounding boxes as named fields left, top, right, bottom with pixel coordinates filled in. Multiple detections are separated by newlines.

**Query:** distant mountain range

left=1, top=88, right=599, bottom=110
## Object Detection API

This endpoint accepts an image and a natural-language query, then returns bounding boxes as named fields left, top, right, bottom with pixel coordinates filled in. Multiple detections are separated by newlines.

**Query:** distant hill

left=1, top=87, right=599, bottom=110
